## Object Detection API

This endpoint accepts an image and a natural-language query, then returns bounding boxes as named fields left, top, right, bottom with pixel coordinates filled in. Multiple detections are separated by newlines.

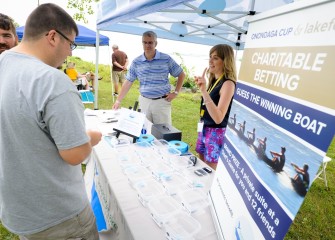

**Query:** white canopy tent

left=93, top=0, right=292, bottom=109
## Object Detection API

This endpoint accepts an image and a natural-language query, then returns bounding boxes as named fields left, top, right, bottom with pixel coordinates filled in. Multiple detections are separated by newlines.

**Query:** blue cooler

left=79, top=90, right=94, bottom=103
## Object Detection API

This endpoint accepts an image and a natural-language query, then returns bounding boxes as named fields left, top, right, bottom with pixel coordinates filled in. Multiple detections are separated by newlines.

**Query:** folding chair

left=314, top=156, right=332, bottom=187
left=79, top=90, right=94, bottom=104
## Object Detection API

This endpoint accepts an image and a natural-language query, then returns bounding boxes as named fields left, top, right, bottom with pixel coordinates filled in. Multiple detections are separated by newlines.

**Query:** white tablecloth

left=84, top=110, right=219, bottom=240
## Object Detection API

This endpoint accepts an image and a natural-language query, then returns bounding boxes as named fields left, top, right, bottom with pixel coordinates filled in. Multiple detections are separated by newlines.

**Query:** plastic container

left=164, top=211, right=201, bottom=240
left=162, top=147, right=181, bottom=162
left=161, top=172, right=189, bottom=196
left=133, top=141, right=160, bottom=167
left=170, top=155, right=194, bottom=172
left=151, top=139, right=170, bottom=148
left=147, top=195, right=181, bottom=228
left=116, top=150, right=141, bottom=172
left=133, top=141, right=154, bottom=152
left=151, top=139, right=181, bottom=164
left=124, top=165, right=152, bottom=187
left=182, top=168, right=205, bottom=189
left=179, top=188, right=209, bottom=214
left=134, top=179, right=165, bottom=207
left=104, top=135, right=131, bottom=148
left=149, top=162, right=173, bottom=181
left=157, top=147, right=181, bottom=165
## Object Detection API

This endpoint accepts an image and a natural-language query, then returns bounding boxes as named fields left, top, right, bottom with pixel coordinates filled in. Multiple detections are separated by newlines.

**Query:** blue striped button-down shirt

left=126, top=50, right=183, bottom=98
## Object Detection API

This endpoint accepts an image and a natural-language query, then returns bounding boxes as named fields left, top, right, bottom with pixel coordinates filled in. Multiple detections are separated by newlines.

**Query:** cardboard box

left=151, top=124, right=181, bottom=141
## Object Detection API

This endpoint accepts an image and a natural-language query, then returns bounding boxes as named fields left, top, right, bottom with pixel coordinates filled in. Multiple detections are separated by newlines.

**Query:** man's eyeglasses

left=55, top=29, right=77, bottom=50
left=142, top=41, right=155, bottom=45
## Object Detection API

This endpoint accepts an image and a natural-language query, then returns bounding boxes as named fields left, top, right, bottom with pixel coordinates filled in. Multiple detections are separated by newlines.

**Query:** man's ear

left=45, top=30, right=57, bottom=47
left=15, top=35, right=19, bottom=46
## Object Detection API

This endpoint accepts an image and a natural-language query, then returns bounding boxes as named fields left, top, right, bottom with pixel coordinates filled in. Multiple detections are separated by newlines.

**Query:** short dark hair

left=303, top=164, right=309, bottom=171
left=0, top=13, right=17, bottom=36
left=143, top=31, right=157, bottom=40
left=24, top=3, right=78, bottom=40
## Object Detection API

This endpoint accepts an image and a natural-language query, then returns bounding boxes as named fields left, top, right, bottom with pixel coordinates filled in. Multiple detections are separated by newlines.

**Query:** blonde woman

left=194, top=44, right=237, bottom=170
left=65, top=62, right=89, bottom=90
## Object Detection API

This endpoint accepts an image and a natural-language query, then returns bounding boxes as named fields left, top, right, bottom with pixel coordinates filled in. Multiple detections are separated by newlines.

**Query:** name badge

left=197, top=121, right=204, bottom=132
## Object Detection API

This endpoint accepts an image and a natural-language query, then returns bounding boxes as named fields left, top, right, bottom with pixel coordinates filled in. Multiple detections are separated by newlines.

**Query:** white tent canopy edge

left=93, top=0, right=292, bottom=109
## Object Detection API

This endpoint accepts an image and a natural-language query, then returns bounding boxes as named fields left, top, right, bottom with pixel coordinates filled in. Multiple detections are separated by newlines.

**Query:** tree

left=67, top=0, right=100, bottom=23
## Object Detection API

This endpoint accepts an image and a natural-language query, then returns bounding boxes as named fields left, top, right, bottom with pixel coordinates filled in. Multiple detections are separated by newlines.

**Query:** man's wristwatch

left=174, top=90, right=179, bottom=95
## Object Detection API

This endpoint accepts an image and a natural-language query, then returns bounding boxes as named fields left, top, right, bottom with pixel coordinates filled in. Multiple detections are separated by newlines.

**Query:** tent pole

left=94, top=30, right=100, bottom=110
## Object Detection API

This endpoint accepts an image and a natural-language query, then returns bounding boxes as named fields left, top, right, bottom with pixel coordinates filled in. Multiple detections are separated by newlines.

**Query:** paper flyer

left=113, top=107, right=146, bottom=138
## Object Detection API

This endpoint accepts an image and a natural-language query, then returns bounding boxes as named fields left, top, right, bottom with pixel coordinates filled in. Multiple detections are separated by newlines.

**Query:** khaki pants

left=19, top=204, right=99, bottom=240
left=112, top=70, right=126, bottom=93
left=139, top=95, right=172, bottom=125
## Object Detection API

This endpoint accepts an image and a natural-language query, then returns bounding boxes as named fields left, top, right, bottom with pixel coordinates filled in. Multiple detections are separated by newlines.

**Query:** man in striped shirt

left=112, top=31, right=185, bottom=125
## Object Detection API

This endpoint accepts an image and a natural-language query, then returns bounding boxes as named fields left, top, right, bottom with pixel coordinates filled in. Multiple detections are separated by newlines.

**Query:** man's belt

left=142, top=95, right=168, bottom=100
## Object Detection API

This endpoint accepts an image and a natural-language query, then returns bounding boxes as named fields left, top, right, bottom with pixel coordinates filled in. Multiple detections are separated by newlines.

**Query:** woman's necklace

left=207, top=73, right=224, bottom=94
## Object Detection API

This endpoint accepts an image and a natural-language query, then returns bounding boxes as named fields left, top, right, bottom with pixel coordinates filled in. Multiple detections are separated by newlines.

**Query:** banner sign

left=210, top=0, right=335, bottom=239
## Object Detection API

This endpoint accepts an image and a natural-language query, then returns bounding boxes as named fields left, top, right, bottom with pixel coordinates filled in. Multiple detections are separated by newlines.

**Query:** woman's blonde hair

left=66, top=62, right=75, bottom=68
left=207, top=44, right=237, bottom=89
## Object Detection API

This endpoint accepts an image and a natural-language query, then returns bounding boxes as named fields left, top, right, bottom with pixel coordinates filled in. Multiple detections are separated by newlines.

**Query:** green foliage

left=13, top=21, right=19, bottom=28
left=67, top=0, right=100, bottom=23
left=0, top=224, right=19, bottom=240
left=1, top=57, right=334, bottom=240
left=172, top=92, right=201, bottom=150
left=63, top=56, right=110, bottom=76
left=172, top=52, right=196, bottom=89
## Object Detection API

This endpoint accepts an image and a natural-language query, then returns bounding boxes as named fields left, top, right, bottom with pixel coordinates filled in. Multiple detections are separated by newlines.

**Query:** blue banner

left=234, top=82, right=334, bottom=152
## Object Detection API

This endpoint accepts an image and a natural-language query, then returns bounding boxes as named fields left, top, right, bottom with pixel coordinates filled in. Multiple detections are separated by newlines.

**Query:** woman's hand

left=194, top=68, right=207, bottom=93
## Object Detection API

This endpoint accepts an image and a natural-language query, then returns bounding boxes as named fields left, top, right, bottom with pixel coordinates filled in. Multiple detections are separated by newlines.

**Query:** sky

left=1, top=0, right=215, bottom=73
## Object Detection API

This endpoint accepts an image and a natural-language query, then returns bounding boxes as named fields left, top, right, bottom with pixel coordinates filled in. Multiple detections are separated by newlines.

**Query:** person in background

left=194, top=44, right=236, bottom=170
left=0, top=4, right=101, bottom=239
left=112, top=31, right=185, bottom=125
left=85, top=71, right=98, bottom=91
left=247, top=128, right=256, bottom=144
left=270, top=146, right=286, bottom=172
left=111, top=44, right=128, bottom=96
left=256, top=136, right=267, bottom=156
left=228, top=113, right=237, bottom=128
left=238, top=120, right=246, bottom=135
left=0, top=13, right=18, bottom=54
left=291, top=162, right=310, bottom=190
left=65, top=61, right=89, bottom=90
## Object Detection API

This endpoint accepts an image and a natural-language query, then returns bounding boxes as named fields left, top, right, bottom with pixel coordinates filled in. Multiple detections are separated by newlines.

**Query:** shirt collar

left=140, top=50, right=160, bottom=61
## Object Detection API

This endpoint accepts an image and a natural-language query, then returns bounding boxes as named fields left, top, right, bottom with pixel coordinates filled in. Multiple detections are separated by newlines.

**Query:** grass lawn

left=1, top=58, right=334, bottom=239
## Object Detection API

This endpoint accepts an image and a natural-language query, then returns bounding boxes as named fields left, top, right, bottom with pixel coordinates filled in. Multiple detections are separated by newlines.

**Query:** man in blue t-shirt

left=112, top=31, right=185, bottom=125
